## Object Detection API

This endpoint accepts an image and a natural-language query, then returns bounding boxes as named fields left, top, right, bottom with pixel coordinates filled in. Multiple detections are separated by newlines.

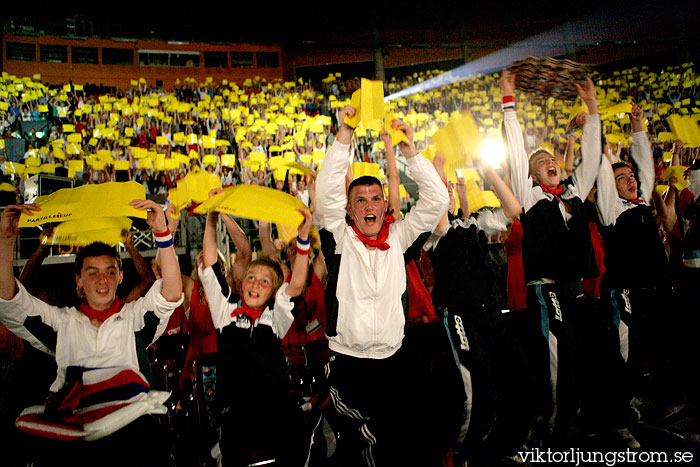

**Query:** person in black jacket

left=501, top=69, right=605, bottom=446
left=199, top=196, right=313, bottom=466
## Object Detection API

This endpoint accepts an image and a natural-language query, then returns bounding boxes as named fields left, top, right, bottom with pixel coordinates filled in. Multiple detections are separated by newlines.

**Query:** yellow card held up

left=344, top=78, right=384, bottom=131
left=193, top=184, right=306, bottom=228
left=221, top=154, right=237, bottom=168
left=433, top=111, right=483, bottom=173
left=18, top=181, right=147, bottom=227
left=599, top=100, right=633, bottom=121
left=351, top=162, right=384, bottom=180
left=661, top=165, right=689, bottom=192
left=114, top=160, right=130, bottom=171
left=179, top=170, right=222, bottom=203
left=202, top=154, right=218, bottom=167
left=667, top=115, right=700, bottom=148
left=384, top=112, right=409, bottom=146
left=3, top=162, right=25, bottom=177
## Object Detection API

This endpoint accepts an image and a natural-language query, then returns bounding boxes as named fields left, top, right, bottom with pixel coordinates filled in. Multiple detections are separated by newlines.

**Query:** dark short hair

left=75, top=242, right=122, bottom=275
left=612, top=161, right=635, bottom=173
left=347, top=176, right=383, bottom=198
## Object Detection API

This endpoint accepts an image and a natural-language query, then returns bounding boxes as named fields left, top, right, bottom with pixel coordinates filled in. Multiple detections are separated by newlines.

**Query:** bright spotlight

left=480, top=137, right=506, bottom=168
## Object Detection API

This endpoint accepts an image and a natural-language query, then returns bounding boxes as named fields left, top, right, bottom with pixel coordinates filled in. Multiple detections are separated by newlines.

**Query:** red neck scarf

left=539, top=183, right=564, bottom=196
left=235, top=301, right=265, bottom=322
left=348, top=213, right=396, bottom=251
left=80, top=298, right=122, bottom=323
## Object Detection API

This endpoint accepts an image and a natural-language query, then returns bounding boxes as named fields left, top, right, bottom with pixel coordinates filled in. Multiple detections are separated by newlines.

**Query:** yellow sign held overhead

left=432, top=111, right=483, bottom=173
left=193, top=184, right=307, bottom=229
left=344, top=78, right=384, bottom=131
left=18, top=181, right=146, bottom=227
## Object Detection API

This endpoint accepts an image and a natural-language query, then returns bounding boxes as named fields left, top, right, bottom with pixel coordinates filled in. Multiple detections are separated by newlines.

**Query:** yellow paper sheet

left=661, top=165, right=689, bottom=191
left=47, top=217, right=132, bottom=246
left=384, top=112, right=409, bottom=146
left=18, top=181, right=146, bottom=227
left=344, top=78, right=384, bottom=131
left=178, top=170, right=222, bottom=203
left=193, top=184, right=306, bottom=228
left=351, top=162, right=384, bottom=180
left=433, top=112, right=482, bottom=173
left=667, top=115, right=700, bottom=148
left=221, top=154, right=237, bottom=168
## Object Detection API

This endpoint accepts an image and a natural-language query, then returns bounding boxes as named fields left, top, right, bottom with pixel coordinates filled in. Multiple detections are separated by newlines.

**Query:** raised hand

left=336, top=105, right=357, bottom=144
left=296, top=207, right=313, bottom=241
left=391, top=119, right=417, bottom=158
left=629, top=102, right=645, bottom=133
left=574, top=77, right=598, bottom=115
left=164, top=203, right=180, bottom=234
left=0, top=204, right=41, bottom=239
left=130, top=199, right=167, bottom=233
left=501, top=69, right=516, bottom=97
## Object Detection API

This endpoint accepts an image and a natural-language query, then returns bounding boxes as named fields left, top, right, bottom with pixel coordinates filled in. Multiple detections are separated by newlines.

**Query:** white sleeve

left=313, top=140, right=351, bottom=241
left=476, top=209, right=511, bottom=236
left=198, top=263, right=236, bottom=330
left=630, top=131, right=654, bottom=204
left=595, top=153, right=625, bottom=226
left=0, top=280, right=61, bottom=355
left=393, top=154, right=449, bottom=251
left=127, top=279, right=184, bottom=343
left=572, top=114, right=602, bottom=200
left=272, top=282, right=295, bottom=339
left=502, top=111, right=537, bottom=212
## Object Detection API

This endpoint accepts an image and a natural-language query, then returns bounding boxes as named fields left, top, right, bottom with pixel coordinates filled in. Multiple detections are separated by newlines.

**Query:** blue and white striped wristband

left=154, top=229, right=174, bottom=248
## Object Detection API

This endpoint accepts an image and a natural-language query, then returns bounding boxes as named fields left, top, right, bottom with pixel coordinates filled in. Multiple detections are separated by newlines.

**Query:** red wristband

left=502, top=95, right=515, bottom=104
left=296, top=246, right=310, bottom=256
left=153, top=228, right=171, bottom=238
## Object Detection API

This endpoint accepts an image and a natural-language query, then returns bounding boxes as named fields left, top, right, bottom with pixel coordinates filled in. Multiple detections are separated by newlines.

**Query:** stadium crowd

left=0, top=56, right=699, bottom=467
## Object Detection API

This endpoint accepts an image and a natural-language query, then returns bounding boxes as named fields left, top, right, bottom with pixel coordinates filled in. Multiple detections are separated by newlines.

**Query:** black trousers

left=524, top=282, right=617, bottom=439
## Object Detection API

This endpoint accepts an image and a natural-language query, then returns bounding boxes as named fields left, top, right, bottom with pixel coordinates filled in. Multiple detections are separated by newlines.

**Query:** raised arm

left=258, top=220, right=280, bottom=260
left=381, top=131, right=403, bottom=219
left=571, top=78, right=602, bottom=199
left=472, top=153, right=522, bottom=219
left=202, top=211, right=220, bottom=269
left=501, top=69, right=536, bottom=212
left=130, top=199, right=182, bottom=303
left=390, top=118, right=449, bottom=249
left=628, top=102, right=654, bottom=203
left=221, top=213, right=252, bottom=292
left=595, top=152, right=624, bottom=227
left=0, top=204, right=41, bottom=300
left=652, top=186, right=677, bottom=233
left=313, top=105, right=356, bottom=237
left=18, top=227, right=53, bottom=301
left=285, top=208, right=313, bottom=297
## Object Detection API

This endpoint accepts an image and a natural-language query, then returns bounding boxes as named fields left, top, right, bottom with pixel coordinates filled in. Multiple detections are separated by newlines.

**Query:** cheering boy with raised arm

left=0, top=200, right=183, bottom=465
left=501, top=69, right=605, bottom=445
left=314, top=105, right=449, bottom=466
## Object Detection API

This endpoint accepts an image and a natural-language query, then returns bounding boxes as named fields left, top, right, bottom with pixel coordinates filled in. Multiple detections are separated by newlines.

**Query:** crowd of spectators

left=0, top=56, right=699, bottom=466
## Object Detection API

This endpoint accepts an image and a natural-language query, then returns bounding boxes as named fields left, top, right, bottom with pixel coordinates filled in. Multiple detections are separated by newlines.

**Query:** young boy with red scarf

left=198, top=204, right=313, bottom=466
left=314, top=106, right=449, bottom=466
left=0, top=199, right=183, bottom=466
